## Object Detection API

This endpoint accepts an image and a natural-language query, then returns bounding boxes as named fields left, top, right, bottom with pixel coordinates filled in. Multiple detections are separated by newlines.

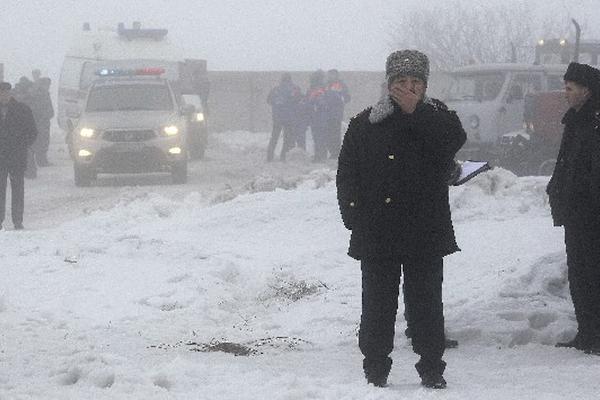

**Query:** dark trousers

left=324, top=118, right=342, bottom=159
left=33, top=121, right=51, bottom=164
left=267, top=120, right=294, bottom=161
left=0, top=165, right=25, bottom=226
left=294, top=124, right=307, bottom=151
left=565, top=224, right=600, bottom=344
left=25, top=148, right=37, bottom=178
left=311, top=125, right=328, bottom=162
left=359, top=257, right=446, bottom=377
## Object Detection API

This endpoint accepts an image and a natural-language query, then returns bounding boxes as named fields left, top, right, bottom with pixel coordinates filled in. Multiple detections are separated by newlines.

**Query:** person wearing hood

left=0, top=82, right=38, bottom=230
left=336, top=50, right=466, bottom=389
left=547, top=62, right=600, bottom=356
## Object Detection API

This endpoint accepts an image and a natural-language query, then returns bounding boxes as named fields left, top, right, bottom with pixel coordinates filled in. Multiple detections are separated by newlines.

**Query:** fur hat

left=386, top=50, right=430, bottom=85
left=564, top=62, right=600, bottom=96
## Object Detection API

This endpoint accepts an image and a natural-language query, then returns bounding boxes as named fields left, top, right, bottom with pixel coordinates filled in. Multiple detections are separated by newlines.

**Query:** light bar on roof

left=95, top=67, right=165, bottom=77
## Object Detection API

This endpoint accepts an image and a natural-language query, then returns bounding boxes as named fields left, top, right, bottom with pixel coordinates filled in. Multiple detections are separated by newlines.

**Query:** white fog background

left=2, top=0, right=600, bottom=82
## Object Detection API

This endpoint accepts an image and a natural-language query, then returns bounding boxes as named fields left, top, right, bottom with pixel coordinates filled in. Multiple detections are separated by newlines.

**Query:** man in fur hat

left=336, top=50, right=466, bottom=389
left=547, top=62, right=600, bottom=356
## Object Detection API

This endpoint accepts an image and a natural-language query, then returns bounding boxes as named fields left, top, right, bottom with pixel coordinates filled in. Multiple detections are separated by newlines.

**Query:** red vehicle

left=499, top=91, right=569, bottom=176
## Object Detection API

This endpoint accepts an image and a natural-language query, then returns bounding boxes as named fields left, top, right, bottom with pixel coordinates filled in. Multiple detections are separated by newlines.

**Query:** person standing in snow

left=12, top=77, right=37, bottom=179
left=306, top=69, right=329, bottom=163
left=30, top=77, right=54, bottom=167
left=0, top=81, right=38, bottom=230
left=266, top=73, right=302, bottom=162
left=336, top=50, right=466, bottom=389
left=322, top=69, right=350, bottom=159
left=547, top=62, right=600, bottom=356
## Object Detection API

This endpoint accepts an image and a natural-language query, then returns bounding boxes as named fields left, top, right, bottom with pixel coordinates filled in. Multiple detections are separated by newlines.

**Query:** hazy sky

left=1, top=0, right=598, bottom=83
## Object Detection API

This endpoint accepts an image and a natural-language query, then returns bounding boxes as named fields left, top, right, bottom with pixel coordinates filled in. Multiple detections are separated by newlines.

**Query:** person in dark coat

left=336, top=50, right=466, bottom=389
left=0, top=82, right=38, bottom=230
left=30, top=77, right=54, bottom=166
left=266, top=73, right=302, bottom=162
left=12, top=76, right=37, bottom=178
left=547, top=62, right=600, bottom=356
left=322, top=69, right=350, bottom=159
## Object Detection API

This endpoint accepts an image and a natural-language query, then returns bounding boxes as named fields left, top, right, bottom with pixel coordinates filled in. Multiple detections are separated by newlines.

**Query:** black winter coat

left=0, top=98, right=38, bottom=171
left=547, top=99, right=600, bottom=228
left=336, top=96, right=466, bottom=261
left=267, top=82, right=302, bottom=125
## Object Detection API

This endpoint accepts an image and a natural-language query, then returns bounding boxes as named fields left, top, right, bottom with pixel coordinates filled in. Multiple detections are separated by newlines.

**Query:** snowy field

left=1, top=130, right=599, bottom=399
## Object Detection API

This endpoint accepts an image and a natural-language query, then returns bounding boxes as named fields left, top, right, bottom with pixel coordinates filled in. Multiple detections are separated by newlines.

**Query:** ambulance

left=58, top=22, right=209, bottom=160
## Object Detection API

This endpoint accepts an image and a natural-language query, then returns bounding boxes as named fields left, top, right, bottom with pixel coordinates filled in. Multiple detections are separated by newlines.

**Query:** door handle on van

left=65, top=99, right=78, bottom=104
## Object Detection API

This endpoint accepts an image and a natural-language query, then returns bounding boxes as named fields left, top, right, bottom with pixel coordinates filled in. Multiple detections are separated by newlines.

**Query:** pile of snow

left=2, top=166, right=598, bottom=399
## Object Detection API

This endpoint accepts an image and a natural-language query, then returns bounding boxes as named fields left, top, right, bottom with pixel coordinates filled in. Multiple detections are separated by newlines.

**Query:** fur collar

left=368, top=95, right=434, bottom=124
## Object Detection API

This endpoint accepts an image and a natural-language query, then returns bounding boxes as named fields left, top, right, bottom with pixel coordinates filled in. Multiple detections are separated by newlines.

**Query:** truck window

left=447, top=72, right=505, bottom=102
left=86, top=84, right=173, bottom=112
left=60, top=57, right=86, bottom=89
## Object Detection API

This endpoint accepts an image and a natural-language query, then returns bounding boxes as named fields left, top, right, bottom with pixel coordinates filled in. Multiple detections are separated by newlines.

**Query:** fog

left=2, top=0, right=600, bottom=83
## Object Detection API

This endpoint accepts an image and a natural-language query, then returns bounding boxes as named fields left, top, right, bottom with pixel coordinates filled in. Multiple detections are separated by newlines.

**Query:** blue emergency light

left=95, top=67, right=165, bottom=77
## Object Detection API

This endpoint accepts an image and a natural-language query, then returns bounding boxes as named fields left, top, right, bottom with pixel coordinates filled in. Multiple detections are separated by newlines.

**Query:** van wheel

left=171, top=160, right=188, bottom=184
left=74, top=164, right=95, bottom=187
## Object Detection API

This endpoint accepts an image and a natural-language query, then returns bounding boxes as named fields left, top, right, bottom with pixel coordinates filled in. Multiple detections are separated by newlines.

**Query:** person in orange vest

left=306, top=70, right=329, bottom=162
left=323, top=69, right=350, bottom=159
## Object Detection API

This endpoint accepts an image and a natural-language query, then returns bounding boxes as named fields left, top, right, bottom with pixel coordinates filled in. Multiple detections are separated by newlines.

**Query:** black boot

left=556, top=334, right=585, bottom=350
left=421, top=372, right=447, bottom=389
left=363, top=357, right=392, bottom=387
left=555, top=338, right=580, bottom=349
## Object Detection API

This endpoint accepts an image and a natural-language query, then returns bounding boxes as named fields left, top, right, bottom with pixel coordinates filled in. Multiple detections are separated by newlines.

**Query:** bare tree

left=391, top=1, right=569, bottom=71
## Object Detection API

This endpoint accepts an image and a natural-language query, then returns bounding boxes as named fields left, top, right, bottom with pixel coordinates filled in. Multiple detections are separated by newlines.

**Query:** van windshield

left=446, top=72, right=506, bottom=102
left=86, top=84, right=173, bottom=112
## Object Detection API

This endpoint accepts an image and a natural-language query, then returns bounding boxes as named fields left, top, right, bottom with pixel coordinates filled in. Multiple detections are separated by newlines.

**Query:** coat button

left=385, top=197, right=392, bottom=204
left=349, top=201, right=355, bottom=207
left=388, top=154, right=395, bottom=160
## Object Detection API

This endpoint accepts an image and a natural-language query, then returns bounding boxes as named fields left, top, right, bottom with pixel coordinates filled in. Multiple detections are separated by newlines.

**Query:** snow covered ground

left=1, top=131, right=599, bottom=399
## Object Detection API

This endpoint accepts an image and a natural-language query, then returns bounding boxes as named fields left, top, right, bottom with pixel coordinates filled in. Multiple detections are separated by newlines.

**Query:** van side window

left=508, top=74, right=542, bottom=102
left=60, top=57, right=85, bottom=89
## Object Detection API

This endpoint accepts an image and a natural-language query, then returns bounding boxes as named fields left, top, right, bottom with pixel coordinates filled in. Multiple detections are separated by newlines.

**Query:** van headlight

left=79, top=128, right=96, bottom=138
left=195, top=112, right=205, bottom=122
left=162, top=125, right=179, bottom=136
left=469, top=115, right=480, bottom=129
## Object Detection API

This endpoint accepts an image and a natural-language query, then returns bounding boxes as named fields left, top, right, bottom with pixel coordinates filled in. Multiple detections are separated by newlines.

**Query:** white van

left=58, top=22, right=207, bottom=134
left=444, top=63, right=566, bottom=156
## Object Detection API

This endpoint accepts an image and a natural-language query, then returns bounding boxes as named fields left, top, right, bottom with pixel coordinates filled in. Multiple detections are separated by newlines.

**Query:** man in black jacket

left=266, top=73, right=302, bottom=162
left=547, top=62, right=600, bottom=356
left=0, top=82, right=38, bottom=230
left=336, top=50, right=466, bottom=389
